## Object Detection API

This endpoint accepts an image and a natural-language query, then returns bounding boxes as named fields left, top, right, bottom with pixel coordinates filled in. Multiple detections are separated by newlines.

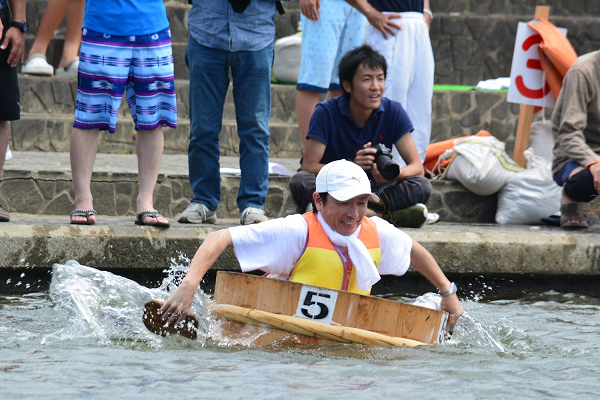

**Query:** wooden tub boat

left=209, top=271, right=448, bottom=347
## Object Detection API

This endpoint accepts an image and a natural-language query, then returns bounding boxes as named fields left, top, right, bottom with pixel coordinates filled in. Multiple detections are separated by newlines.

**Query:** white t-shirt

left=229, top=214, right=413, bottom=278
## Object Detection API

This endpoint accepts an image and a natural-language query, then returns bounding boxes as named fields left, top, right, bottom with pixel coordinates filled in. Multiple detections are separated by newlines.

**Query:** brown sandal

left=560, top=203, right=588, bottom=229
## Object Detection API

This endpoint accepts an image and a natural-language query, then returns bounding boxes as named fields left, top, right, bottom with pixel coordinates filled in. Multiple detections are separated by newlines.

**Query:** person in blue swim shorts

left=69, top=0, right=177, bottom=227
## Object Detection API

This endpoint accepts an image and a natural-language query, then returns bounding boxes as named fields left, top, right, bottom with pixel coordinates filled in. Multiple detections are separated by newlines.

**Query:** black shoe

left=0, top=204, right=10, bottom=222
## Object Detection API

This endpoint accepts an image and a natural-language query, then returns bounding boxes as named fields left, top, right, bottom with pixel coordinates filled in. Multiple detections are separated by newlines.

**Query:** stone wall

left=0, top=167, right=507, bottom=223
left=431, top=15, right=600, bottom=86
left=436, top=0, right=600, bottom=16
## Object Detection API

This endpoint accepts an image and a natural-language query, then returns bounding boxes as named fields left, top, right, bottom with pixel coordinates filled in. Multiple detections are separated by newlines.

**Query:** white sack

left=529, top=120, right=554, bottom=163
left=272, top=33, right=302, bottom=83
left=495, top=148, right=562, bottom=225
left=444, top=136, right=523, bottom=196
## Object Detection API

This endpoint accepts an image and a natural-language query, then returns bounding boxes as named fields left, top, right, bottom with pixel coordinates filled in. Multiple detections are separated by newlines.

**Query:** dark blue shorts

left=553, top=160, right=582, bottom=186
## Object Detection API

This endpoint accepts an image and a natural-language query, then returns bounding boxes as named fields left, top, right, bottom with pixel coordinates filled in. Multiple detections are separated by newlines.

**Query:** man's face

left=315, top=193, right=370, bottom=236
left=343, top=64, right=385, bottom=112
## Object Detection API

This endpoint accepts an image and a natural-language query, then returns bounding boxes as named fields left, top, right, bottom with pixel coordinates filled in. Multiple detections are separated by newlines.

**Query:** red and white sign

left=507, top=22, right=567, bottom=107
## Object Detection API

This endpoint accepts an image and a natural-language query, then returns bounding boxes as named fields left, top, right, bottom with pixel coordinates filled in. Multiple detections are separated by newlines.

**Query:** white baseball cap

left=315, top=160, right=380, bottom=202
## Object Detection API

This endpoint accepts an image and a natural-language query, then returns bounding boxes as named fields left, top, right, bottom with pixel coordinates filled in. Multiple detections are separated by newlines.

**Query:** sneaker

left=177, top=202, right=217, bottom=224
left=240, top=207, right=268, bottom=225
left=383, top=203, right=428, bottom=228
left=426, top=212, right=440, bottom=225
left=22, top=53, right=54, bottom=76
left=55, top=57, right=79, bottom=77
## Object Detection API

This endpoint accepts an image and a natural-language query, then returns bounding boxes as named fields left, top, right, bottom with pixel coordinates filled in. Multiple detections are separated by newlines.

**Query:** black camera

left=366, top=143, right=400, bottom=180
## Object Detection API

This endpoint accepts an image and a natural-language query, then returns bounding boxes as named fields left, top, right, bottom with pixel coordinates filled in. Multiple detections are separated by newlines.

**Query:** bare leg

left=327, top=89, right=342, bottom=99
left=562, top=166, right=585, bottom=205
left=136, top=127, right=168, bottom=225
left=295, top=89, right=321, bottom=149
left=0, top=121, right=10, bottom=174
left=296, top=89, right=343, bottom=149
left=70, top=127, right=99, bottom=223
left=27, top=0, right=74, bottom=59
left=58, top=0, right=84, bottom=69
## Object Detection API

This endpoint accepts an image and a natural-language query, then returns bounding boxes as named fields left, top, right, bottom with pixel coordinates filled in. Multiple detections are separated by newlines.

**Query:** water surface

left=1, top=261, right=599, bottom=399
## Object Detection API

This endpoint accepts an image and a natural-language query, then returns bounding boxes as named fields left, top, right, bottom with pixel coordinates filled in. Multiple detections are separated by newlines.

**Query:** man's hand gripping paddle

left=143, top=300, right=199, bottom=340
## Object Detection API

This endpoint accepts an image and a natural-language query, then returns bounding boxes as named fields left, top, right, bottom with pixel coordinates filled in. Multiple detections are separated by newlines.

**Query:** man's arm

left=392, top=132, right=424, bottom=180
left=2, top=0, right=26, bottom=66
left=160, top=229, right=233, bottom=326
left=301, top=137, right=327, bottom=175
left=409, top=238, right=463, bottom=332
left=423, top=0, right=432, bottom=30
left=300, top=0, right=320, bottom=21
left=343, top=0, right=402, bottom=40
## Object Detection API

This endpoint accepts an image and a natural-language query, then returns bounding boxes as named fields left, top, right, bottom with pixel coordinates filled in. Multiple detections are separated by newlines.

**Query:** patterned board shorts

left=74, top=27, right=177, bottom=133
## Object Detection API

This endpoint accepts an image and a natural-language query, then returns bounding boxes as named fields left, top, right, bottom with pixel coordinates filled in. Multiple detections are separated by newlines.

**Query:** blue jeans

left=185, top=36, right=273, bottom=211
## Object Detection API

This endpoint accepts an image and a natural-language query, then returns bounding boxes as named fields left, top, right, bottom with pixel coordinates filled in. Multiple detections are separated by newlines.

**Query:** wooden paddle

left=210, top=303, right=425, bottom=347
left=143, top=299, right=199, bottom=340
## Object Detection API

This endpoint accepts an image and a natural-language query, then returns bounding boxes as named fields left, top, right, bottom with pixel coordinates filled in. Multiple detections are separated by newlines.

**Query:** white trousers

left=365, top=12, right=434, bottom=166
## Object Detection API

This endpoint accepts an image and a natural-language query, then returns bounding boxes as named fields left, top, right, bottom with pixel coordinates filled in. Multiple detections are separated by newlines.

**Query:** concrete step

left=0, top=151, right=512, bottom=224
left=18, top=75, right=296, bottom=122
left=23, top=12, right=600, bottom=86
left=2, top=214, right=600, bottom=296
left=12, top=114, right=302, bottom=158
left=26, top=1, right=301, bottom=43
left=14, top=74, right=542, bottom=158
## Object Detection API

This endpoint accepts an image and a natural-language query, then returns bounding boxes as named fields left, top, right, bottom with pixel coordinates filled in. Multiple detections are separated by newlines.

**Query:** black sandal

left=70, top=209, right=97, bottom=225
left=135, top=210, right=170, bottom=228
left=560, top=203, right=588, bottom=229
left=0, top=204, right=10, bottom=222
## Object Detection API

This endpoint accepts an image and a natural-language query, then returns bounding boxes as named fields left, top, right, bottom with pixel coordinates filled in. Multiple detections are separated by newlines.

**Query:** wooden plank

left=512, top=5, right=551, bottom=167
left=213, top=271, right=448, bottom=345
left=210, top=304, right=426, bottom=347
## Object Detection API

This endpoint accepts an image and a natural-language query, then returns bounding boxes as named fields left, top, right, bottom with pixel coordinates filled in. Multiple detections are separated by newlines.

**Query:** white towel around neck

left=316, top=211, right=381, bottom=291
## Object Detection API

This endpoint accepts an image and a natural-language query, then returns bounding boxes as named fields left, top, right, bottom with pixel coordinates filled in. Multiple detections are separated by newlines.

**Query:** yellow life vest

left=289, top=212, right=381, bottom=295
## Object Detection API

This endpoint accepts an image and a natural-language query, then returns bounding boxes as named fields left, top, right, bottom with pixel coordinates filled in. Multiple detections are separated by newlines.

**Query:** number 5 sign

left=294, top=286, right=339, bottom=325
left=507, top=22, right=567, bottom=107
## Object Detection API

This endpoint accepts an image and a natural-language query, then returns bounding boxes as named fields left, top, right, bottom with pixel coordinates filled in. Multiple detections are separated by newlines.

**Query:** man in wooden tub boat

left=160, top=159, right=463, bottom=332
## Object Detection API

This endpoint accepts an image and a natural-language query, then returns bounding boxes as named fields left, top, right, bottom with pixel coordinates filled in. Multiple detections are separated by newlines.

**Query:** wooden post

left=513, top=5, right=551, bottom=167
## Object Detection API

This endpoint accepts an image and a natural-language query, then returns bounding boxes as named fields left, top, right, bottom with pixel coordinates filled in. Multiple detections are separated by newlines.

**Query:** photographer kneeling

left=290, top=45, right=432, bottom=228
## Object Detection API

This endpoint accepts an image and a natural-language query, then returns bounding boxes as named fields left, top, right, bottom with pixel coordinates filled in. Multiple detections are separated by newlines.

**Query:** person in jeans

left=0, top=0, right=26, bottom=222
left=289, top=45, right=432, bottom=228
left=69, top=0, right=176, bottom=226
left=178, top=0, right=283, bottom=226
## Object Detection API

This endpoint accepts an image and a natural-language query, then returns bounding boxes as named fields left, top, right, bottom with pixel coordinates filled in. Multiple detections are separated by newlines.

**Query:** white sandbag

left=443, top=136, right=524, bottom=196
left=272, top=32, right=302, bottom=83
left=495, top=148, right=562, bottom=225
left=529, top=120, right=554, bottom=163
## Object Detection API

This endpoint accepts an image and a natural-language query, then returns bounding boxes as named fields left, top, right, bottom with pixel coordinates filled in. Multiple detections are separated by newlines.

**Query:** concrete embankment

left=2, top=214, right=599, bottom=297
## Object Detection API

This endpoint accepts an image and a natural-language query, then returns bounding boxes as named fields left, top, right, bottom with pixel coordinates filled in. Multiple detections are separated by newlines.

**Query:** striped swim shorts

left=74, top=27, right=177, bottom=133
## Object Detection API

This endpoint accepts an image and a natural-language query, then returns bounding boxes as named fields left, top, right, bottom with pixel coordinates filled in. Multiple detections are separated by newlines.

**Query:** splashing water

left=42, top=261, right=517, bottom=353
left=44, top=260, right=213, bottom=348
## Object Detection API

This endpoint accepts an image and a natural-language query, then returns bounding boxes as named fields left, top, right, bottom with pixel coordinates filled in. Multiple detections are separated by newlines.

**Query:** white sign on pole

left=507, top=22, right=567, bottom=108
